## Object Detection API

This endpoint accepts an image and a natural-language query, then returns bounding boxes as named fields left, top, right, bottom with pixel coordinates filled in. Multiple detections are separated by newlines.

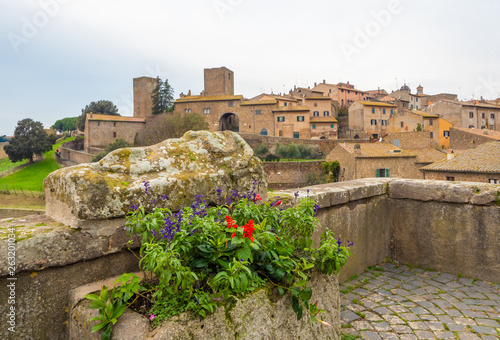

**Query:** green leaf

left=217, top=259, right=229, bottom=269
left=299, top=287, right=312, bottom=301
left=191, top=258, right=210, bottom=268
left=112, top=304, right=127, bottom=319
left=294, top=280, right=307, bottom=287
left=91, top=321, right=109, bottom=332
left=278, top=286, right=285, bottom=296
left=102, top=324, right=112, bottom=340
left=84, top=293, right=101, bottom=301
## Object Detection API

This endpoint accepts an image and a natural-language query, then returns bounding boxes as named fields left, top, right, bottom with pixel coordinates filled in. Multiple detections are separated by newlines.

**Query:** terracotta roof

left=304, top=96, right=332, bottom=100
left=87, top=114, right=145, bottom=122
left=338, top=143, right=416, bottom=158
left=461, top=101, right=500, bottom=109
left=310, top=117, right=338, bottom=123
left=422, top=142, right=500, bottom=173
left=174, top=95, right=243, bottom=103
left=240, top=100, right=277, bottom=106
left=405, top=148, right=447, bottom=164
left=451, top=127, right=500, bottom=141
left=357, top=101, right=397, bottom=108
left=272, top=106, right=310, bottom=112
left=410, top=110, right=439, bottom=118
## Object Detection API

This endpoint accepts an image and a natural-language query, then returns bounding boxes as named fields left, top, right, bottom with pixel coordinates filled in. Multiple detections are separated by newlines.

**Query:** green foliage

left=151, top=77, right=174, bottom=115
left=51, top=117, right=78, bottom=133
left=77, top=100, right=119, bottom=132
left=306, top=172, right=326, bottom=186
left=85, top=273, right=145, bottom=340
left=416, top=123, right=423, bottom=131
left=322, top=161, right=340, bottom=182
left=254, top=143, right=269, bottom=156
left=92, top=139, right=131, bottom=162
left=4, top=118, right=55, bottom=163
left=135, top=112, right=209, bottom=146
left=275, top=143, right=322, bottom=161
left=0, top=135, right=9, bottom=142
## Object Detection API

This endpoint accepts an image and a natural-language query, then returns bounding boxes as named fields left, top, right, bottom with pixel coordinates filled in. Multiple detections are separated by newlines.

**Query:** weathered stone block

left=44, top=131, right=268, bottom=228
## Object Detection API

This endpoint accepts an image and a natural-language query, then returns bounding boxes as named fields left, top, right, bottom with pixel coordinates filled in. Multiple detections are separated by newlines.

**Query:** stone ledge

left=388, top=179, right=500, bottom=205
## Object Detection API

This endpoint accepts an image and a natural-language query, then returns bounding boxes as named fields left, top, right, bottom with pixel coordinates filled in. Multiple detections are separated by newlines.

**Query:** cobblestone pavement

left=340, top=263, right=500, bottom=339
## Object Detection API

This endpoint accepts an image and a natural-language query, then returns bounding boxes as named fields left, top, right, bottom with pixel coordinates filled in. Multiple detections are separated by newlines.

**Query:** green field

left=0, top=137, right=74, bottom=192
left=0, top=157, right=27, bottom=172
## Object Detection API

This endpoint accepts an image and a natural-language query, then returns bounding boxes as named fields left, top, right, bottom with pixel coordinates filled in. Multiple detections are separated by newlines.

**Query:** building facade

left=348, top=101, right=397, bottom=139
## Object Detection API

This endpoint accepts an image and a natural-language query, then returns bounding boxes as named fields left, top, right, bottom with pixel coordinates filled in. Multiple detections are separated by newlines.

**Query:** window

left=347, top=90, right=350, bottom=94
left=277, top=116, right=285, bottom=122
left=416, top=98, right=419, bottom=102
left=372, top=108, right=375, bottom=113
left=416, top=106, right=419, bottom=110
left=371, top=119, right=377, bottom=125
left=323, top=111, right=329, bottom=116
left=491, top=113, right=495, bottom=119
left=293, top=132, right=299, bottom=138
left=429, top=119, right=433, bottom=126
left=411, top=105, right=414, bottom=110
left=98, top=121, right=100, bottom=126
left=314, top=103, right=318, bottom=107
left=341, top=89, right=344, bottom=93
left=446, top=176, right=455, bottom=181
left=383, top=108, right=386, bottom=114
left=279, top=130, right=283, bottom=137
left=430, top=132, right=434, bottom=138
left=329, top=89, right=331, bottom=93
left=228, top=101, right=233, bottom=107
left=297, top=116, right=305, bottom=122
left=113, top=122, right=116, bottom=127
left=185, top=108, right=192, bottom=113
left=400, top=121, right=404, bottom=128
left=444, top=131, right=450, bottom=138
left=393, top=139, right=400, bottom=147
left=255, top=110, right=262, bottom=115
left=228, top=73, right=231, bottom=79
left=482, top=112, right=485, bottom=119
left=284, top=102, right=288, bottom=107
left=381, top=120, right=387, bottom=126
left=403, top=102, right=407, bottom=108
left=312, top=124, right=316, bottom=129
left=113, top=132, right=116, bottom=138
left=489, top=179, right=499, bottom=184
left=330, top=124, right=334, bottom=128
left=313, top=111, right=319, bottom=116
left=390, top=109, right=394, bottom=114
left=376, top=168, right=389, bottom=178
left=469, top=112, right=474, bottom=118
left=260, top=128, right=268, bottom=136
left=203, top=108, right=210, bottom=114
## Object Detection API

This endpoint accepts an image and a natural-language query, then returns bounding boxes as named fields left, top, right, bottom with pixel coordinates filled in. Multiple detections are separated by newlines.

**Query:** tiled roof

left=405, top=148, right=447, bottom=164
left=410, top=110, right=439, bottom=118
left=422, top=142, right=500, bottom=173
left=304, top=96, right=332, bottom=100
left=452, top=127, right=500, bottom=141
left=273, top=106, right=310, bottom=112
left=174, top=95, right=243, bottom=103
left=357, top=101, right=397, bottom=108
left=310, top=117, right=338, bottom=123
left=87, top=114, right=145, bottom=122
left=240, top=100, right=277, bottom=106
left=339, top=143, right=416, bottom=158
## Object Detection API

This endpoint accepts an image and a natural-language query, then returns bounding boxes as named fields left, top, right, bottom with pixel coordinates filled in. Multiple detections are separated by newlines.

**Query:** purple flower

left=130, top=204, right=139, bottom=211
left=348, top=240, right=354, bottom=247
left=294, top=191, right=299, bottom=198
left=196, top=297, right=200, bottom=306
left=160, top=194, right=168, bottom=201
left=216, top=187, right=223, bottom=197
left=313, top=204, right=320, bottom=215
left=337, top=238, right=342, bottom=253
left=142, top=180, right=151, bottom=195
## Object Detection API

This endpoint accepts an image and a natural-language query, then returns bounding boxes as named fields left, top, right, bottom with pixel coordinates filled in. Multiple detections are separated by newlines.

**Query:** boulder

left=44, top=131, right=267, bottom=228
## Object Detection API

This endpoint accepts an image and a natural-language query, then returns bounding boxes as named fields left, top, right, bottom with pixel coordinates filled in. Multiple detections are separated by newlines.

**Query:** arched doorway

left=219, top=113, right=239, bottom=132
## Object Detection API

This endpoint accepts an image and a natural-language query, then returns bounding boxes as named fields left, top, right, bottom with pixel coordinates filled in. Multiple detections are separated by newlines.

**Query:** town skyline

left=1, top=0, right=499, bottom=136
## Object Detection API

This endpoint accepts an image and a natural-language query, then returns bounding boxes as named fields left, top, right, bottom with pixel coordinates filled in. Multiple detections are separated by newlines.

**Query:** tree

left=77, top=100, right=120, bottom=132
left=92, top=138, right=130, bottom=162
left=135, top=112, right=209, bottom=146
left=151, top=77, right=174, bottom=115
left=0, top=135, right=8, bottom=142
left=52, top=117, right=78, bottom=133
left=4, top=118, right=54, bottom=163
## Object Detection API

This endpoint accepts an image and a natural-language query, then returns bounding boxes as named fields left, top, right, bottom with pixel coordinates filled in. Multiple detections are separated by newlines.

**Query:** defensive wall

left=1, top=179, right=499, bottom=339
left=263, top=161, right=324, bottom=189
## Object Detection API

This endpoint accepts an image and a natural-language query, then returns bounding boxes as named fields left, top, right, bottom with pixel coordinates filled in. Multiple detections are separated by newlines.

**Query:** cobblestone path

left=340, top=263, right=500, bottom=339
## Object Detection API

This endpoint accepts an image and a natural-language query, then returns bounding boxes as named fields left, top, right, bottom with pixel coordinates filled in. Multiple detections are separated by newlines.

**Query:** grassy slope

left=0, top=157, right=27, bottom=172
left=0, top=137, right=74, bottom=192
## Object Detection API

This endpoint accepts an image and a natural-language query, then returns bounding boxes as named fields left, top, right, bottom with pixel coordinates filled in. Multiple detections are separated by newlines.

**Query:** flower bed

left=84, top=182, right=352, bottom=339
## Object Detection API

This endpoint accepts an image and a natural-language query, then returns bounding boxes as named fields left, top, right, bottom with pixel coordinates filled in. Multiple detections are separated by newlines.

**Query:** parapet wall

left=0, top=179, right=499, bottom=339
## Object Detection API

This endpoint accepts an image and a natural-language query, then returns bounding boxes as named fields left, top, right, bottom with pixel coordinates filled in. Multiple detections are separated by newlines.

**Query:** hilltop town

left=55, top=66, right=500, bottom=187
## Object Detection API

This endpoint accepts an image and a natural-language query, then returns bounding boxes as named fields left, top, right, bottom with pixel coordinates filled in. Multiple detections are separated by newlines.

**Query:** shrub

left=254, top=143, right=269, bottom=156
left=92, top=139, right=130, bottom=162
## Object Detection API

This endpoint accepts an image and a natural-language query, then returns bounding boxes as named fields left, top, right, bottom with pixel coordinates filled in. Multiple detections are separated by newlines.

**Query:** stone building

left=348, top=101, right=397, bottom=139
left=386, top=109, right=453, bottom=148
left=425, top=100, right=500, bottom=132
left=421, top=141, right=500, bottom=183
left=133, top=77, right=158, bottom=118
left=391, top=85, right=457, bottom=112
left=326, top=143, right=422, bottom=180
left=449, top=127, right=500, bottom=150
left=312, top=80, right=366, bottom=108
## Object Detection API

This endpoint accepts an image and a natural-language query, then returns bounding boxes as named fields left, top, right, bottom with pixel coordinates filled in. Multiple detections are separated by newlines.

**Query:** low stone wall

left=0, top=209, right=44, bottom=219
left=263, top=161, right=324, bottom=190
left=59, top=146, right=94, bottom=164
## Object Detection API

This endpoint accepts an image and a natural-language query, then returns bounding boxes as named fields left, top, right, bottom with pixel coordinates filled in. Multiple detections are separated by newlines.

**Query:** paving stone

left=375, top=288, right=393, bottom=296
left=481, top=336, right=500, bottom=340
left=466, top=292, right=487, bottom=299
left=371, top=321, right=392, bottom=332
left=347, top=304, right=367, bottom=312
left=422, top=294, right=439, bottom=301
left=475, top=318, right=500, bottom=327
left=367, top=293, right=386, bottom=302
left=379, top=332, right=399, bottom=339
left=445, top=281, right=464, bottom=288
left=399, top=301, right=417, bottom=308
left=399, top=312, right=420, bottom=321
left=450, top=291, right=468, bottom=299
left=446, top=323, right=467, bottom=331
left=472, top=305, right=495, bottom=312
left=352, top=320, right=374, bottom=331
left=372, top=306, right=393, bottom=315
left=419, top=315, right=437, bottom=321
left=486, top=311, right=500, bottom=319
left=364, top=312, right=383, bottom=322
left=434, top=273, right=456, bottom=283
left=434, top=299, right=454, bottom=308
left=389, top=295, right=408, bottom=302
left=353, top=288, right=372, bottom=296
left=461, top=309, right=487, bottom=318
left=359, top=330, right=381, bottom=340
left=380, top=284, right=396, bottom=291
left=406, top=294, right=427, bottom=302
left=391, top=324, right=412, bottom=333
left=383, top=315, right=406, bottom=325
left=433, top=331, right=455, bottom=339
left=424, top=321, right=444, bottom=330
left=457, top=333, right=481, bottom=340
left=438, top=293, right=459, bottom=302
left=408, top=321, right=428, bottom=330
left=422, top=285, right=440, bottom=294
left=410, top=306, right=429, bottom=314
left=398, top=334, right=417, bottom=340
left=470, top=325, right=497, bottom=335
left=391, top=288, right=411, bottom=296
left=387, top=279, right=401, bottom=285
left=341, top=328, right=360, bottom=337
left=379, top=299, right=398, bottom=306
left=452, top=301, right=471, bottom=309
left=485, top=293, right=500, bottom=300
left=426, top=306, right=445, bottom=314
left=360, top=299, right=379, bottom=309
left=453, top=317, right=477, bottom=325
left=445, top=308, right=463, bottom=317
left=387, top=305, right=409, bottom=313
left=436, top=315, right=454, bottom=323
left=401, top=283, right=417, bottom=290
left=417, top=301, right=436, bottom=309
left=341, top=309, right=360, bottom=323
left=413, top=330, right=434, bottom=339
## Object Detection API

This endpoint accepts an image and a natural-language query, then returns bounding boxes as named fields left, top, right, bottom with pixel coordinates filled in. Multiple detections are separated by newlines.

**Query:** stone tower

left=133, top=77, right=158, bottom=118
left=417, top=85, right=424, bottom=95
left=204, top=67, right=234, bottom=96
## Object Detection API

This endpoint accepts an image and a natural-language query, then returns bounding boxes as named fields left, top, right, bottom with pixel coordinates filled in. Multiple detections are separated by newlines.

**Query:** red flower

left=242, top=220, right=255, bottom=242
left=226, top=215, right=237, bottom=229
left=271, top=200, right=282, bottom=207
left=254, top=194, right=262, bottom=201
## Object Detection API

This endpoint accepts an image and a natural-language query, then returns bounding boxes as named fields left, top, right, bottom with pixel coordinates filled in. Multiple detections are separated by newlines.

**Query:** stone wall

left=263, top=161, right=324, bottom=189
left=0, top=209, right=44, bottom=219
left=59, top=147, right=94, bottom=164
left=449, top=127, right=500, bottom=150
left=382, top=131, right=433, bottom=149
left=422, top=170, right=499, bottom=183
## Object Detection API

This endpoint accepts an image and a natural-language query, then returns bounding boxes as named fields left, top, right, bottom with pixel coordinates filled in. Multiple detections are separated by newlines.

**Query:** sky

left=1, top=0, right=499, bottom=136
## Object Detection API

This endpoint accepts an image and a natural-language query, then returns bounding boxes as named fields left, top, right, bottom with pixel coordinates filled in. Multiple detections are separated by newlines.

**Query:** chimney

left=314, top=82, right=317, bottom=87
left=447, top=152, right=455, bottom=160
left=323, top=79, right=326, bottom=84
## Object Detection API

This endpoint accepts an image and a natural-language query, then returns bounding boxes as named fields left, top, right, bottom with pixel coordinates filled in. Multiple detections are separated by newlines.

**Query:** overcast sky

left=1, top=0, right=499, bottom=136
